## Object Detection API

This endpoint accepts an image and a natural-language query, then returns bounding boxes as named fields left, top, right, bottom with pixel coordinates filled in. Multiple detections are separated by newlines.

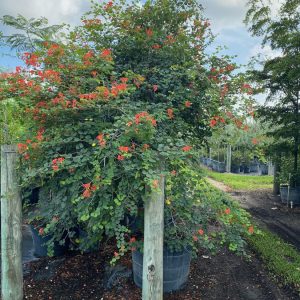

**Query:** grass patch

left=206, top=169, right=273, bottom=190
left=248, top=229, right=300, bottom=290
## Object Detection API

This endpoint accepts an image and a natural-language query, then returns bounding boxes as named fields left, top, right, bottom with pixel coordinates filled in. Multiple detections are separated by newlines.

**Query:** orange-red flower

left=182, top=145, right=192, bottom=152
left=170, top=170, right=177, bottom=176
left=198, top=229, right=204, bottom=236
left=17, top=143, right=28, bottom=153
left=153, top=85, right=158, bottom=92
left=119, top=146, right=130, bottom=153
left=252, top=138, right=258, bottom=145
left=129, top=237, right=136, bottom=243
left=117, top=155, right=125, bottom=161
left=224, top=208, right=231, bottom=215
left=142, top=144, right=150, bottom=151
left=146, top=28, right=153, bottom=37
left=104, top=1, right=113, bottom=10
left=96, top=134, right=106, bottom=147
left=185, top=101, right=192, bottom=108
left=210, top=119, right=217, bottom=127
left=152, top=44, right=161, bottom=49
left=100, top=48, right=112, bottom=58
left=193, top=235, right=198, bottom=241
left=248, top=225, right=254, bottom=234
left=167, top=108, right=174, bottom=119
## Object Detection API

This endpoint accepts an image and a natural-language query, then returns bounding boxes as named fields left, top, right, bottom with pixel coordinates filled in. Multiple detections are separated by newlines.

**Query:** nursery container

left=30, top=225, right=68, bottom=257
left=231, top=165, right=240, bottom=174
left=132, top=248, right=191, bottom=293
left=280, top=186, right=300, bottom=205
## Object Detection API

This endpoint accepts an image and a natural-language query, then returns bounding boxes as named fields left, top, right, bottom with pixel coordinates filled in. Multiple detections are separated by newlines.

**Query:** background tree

left=245, top=0, right=300, bottom=186
left=0, top=15, right=64, bottom=52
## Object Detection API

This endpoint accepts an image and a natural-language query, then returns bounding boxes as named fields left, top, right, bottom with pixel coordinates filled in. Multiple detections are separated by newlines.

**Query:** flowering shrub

left=0, top=0, right=253, bottom=257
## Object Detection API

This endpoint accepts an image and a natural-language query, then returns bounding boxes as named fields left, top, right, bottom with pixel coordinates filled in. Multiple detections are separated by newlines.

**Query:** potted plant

left=130, top=167, right=253, bottom=292
left=1, top=0, right=255, bottom=291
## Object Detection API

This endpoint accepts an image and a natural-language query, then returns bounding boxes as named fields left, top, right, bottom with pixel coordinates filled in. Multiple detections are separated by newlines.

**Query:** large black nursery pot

left=280, top=185, right=300, bottom=205
left=30, top=225, right=69, bottom=257
left=132, top=248, right=191, bottom=293
left=231, top=165, right=240, bottom=174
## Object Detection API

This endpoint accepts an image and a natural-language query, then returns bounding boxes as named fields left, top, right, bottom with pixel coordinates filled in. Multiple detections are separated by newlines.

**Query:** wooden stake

left=1, top=145, right=23, bottom=300
left=142, top=174, right=164, bottom=300
left=226, top=144, right=231, bottom=173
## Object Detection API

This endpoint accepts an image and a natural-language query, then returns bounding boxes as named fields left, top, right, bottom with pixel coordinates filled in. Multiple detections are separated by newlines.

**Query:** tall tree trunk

left=293, top=93, right=299, bottom=187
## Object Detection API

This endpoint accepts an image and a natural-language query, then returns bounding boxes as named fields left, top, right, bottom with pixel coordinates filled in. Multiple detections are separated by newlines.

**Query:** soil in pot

left=132, top=248, right=191, bottom=293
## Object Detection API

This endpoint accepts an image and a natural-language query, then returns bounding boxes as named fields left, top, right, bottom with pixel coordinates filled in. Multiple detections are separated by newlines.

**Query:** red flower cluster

left=96, top=134, right=106, bottom=147
left=119, top=146, right=130, bottom=153
left=117, top=155, right=125, bottom=161
left=17, top=143, right=28, bottom=154
left=79, top=93, right=98, bottom=100
left=252, top=138, right=258, bottom=145
left=153, top=85, right=158, bottom=92
left=167, top=108, right=174, bottom=119
left=104, top=1, right=113, bottom=10
left=36, top=127, right=45, bottom=142
left=146, top=28, right=153, bottom=37
left=152, top=44, right=161, bottom=49
left=185, top=101, right=192, bottom=108
left=100, top=49, right=112, bottom=60
left=22, top=52, right=40, bottom=67
left=209, top=116, right=225, bottom=128
left=134, top=111, right=157, bottom=126
left=241, top=83, right=253, bottom=95
left=82, top=182, right=97, bottom=198
left=82, top=18, right=101, bottom=27
left=248, top=225, right=254, bottom=234
left=182, top=145, right=192, bottom=152
left=224, top=208, right=231, bottom=215
left=47, top=44, right=64, bottom=57
left=52, top=157, right=65, bottom=171
left=83, top=51, right=94, bottom=66
left=142, top=144, right=150, bottom=151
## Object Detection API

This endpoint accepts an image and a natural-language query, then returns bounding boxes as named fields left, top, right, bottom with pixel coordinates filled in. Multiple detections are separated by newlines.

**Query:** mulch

left=23, top=242, right=300, bottom=300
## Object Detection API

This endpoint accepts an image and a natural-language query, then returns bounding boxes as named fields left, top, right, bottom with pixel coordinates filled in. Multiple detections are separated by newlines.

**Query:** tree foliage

left=0, top=0, right=253, bottom=258
left=0, top=14, right=64, bottom=52
left=245, top=0, right=300, bottom=185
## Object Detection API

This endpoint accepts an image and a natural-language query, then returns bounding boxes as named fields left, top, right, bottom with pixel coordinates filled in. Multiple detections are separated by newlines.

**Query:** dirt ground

left=23, top=245, right=299, bottom=300
left=22, top=182, right=300, bottom=299
left=208, top=177, right=300, bottom=251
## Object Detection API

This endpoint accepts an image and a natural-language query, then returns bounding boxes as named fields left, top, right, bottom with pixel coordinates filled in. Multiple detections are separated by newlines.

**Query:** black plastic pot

left=243, top=165, right=250, bottom=173
left=231, top=165, right=240, bottom=174
left=132, top=248, right=191, bottom=293
left=280, top=186, right=300, bottom=205
left=249, top=163, right=259, bottom=173
left=259, top=164, right=268, bottom=175
left=30, top=225, right=68, bottom=257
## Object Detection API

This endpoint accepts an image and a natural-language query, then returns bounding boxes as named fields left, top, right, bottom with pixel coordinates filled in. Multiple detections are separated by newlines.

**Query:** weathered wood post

left=1, top=144, right=23, bottom=300
left=226, top=144, right=231, bottom=173
left=142, top=173, right=164, bottom=300
left=273, top=155, right=281, bottom=195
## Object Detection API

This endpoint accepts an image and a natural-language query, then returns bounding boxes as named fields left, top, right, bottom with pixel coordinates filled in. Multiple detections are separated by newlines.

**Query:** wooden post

left=226, top=144, right=231, bottom=173
left=142, top=174, right=164, bottom=300
left=1, top=145, right=23, bottom=300
left=273, top=161, right=280, bottom=195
